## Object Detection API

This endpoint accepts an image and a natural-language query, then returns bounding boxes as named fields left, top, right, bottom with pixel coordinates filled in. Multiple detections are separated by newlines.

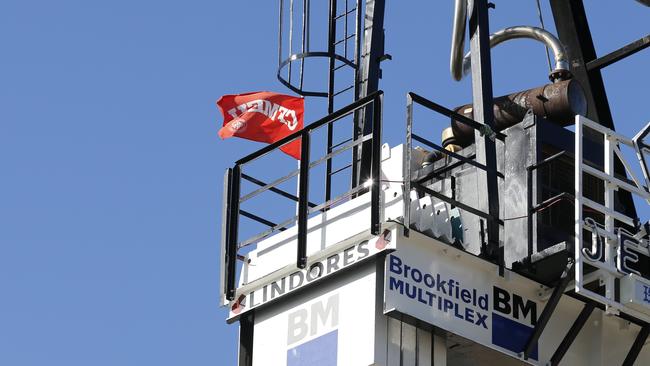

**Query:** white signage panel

left=621, top=273, right=650, bottom=313
left=229, top=228, right=394, bottom=321
left=385, top=230, right=545, bottom=364
left=252, top=265, right=378, bottom=366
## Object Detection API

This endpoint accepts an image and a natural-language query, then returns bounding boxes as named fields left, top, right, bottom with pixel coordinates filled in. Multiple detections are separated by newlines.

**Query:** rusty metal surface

left=448, top=79, right=587, bottom=147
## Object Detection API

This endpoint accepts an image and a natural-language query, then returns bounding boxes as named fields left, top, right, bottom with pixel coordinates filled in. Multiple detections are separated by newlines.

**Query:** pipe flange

left=549, top=69, right=572, bottom=83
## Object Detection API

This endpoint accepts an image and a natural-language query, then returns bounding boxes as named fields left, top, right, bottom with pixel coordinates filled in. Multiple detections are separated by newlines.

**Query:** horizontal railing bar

left=236, top=91, right=382, bottom=166
left=413, top=154, right=477, bottom=183
left=581, top=196, right=635, bottom=226
left=580, top=116, right=635, bottom=146
left=239, top=135, right=370, bottom=203
left=238, top=215, right=298, bottom=249
left=583, top=164, right=649, bottom=198
left=413, top=183, right=503, bottom=225
left=240, top=169, right=299, bottom=203
left=240, top=209, right=287, bottom=231
left=531, top=192, right=574, bottom=212
left=528, top=151, right=570, bottom=171
left=412, top=134, right=503, bottom=179
left=311, top=134, right=372, bottom=169
left=408, top=92, right=507, bottom=141
left=308, top=184, right=366, bottom=213
left=241, top=173, right=318, bottom=208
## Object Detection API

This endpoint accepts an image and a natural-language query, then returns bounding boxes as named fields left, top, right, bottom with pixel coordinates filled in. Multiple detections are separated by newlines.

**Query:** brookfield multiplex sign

left=384, top=231, right=543, bottom=362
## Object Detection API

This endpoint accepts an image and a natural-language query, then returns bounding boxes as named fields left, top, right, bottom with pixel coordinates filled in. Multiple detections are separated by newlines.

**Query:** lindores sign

left=228, top=229, right=394, bottom=322
left=385, top=231, right=543, bottom=363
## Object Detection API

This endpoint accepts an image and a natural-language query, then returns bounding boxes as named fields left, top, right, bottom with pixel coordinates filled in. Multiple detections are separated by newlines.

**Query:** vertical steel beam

left=297, top=133, right=311, bottom=269
left=226, top=165, right=241, bottom=301
left=238, top=312, right=255, bottom=366
left=403, top=94, right=413, bottom=237
left=549, top=0, right=637, bottom=220
left=468, top=0, right=500, bottom=261
left=220, top=168, right=233, bottom=304
left=549, top=0, right=612, bottom=128
left=370, top=94, right=383, bottom=235
left=354, top=0, right=386, bottom=187
left=325, top=0, right=337, bottom=202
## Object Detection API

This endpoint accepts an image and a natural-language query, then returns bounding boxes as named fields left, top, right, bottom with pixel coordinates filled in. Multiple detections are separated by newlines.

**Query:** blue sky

left=1, top=1, right=648, bottom=365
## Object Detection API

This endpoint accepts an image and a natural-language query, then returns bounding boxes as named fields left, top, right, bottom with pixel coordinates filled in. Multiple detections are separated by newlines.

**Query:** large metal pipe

left=445, top=79, right=587, bottom=147
left=450, top=0, right=469, bottom=81
left=451, top=22, right=571, bottom=82
left=463, top=26, right=571, bottom=82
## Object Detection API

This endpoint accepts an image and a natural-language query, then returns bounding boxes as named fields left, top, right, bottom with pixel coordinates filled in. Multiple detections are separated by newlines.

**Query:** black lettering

left=493, top=286, right=511, bottom=315
left=513, top=294, right=537, bottom=325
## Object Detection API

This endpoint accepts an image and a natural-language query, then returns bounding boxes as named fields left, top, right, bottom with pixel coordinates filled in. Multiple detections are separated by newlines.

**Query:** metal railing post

left=297, top=132, right=311, bottom=269
left=370, top=94, right=383, bottom=235
left=226, top=165, right=241, bottom=301
left=404, top=93, right=414, bottom=237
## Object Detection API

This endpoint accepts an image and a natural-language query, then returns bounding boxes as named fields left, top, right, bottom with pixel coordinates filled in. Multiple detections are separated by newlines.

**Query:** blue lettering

left=389, top=256, right=402, bottom=275
left=406, top=283, right=417, bottom=299
left=643, top=285, right=650, bottom=304
left=454, top=303, right=463, bottom=320
left=443, top=299, right=453, bottom=312
left=389, top=277, right=404, bottom=294
left=436, top=274, right=448, bottom=295
left=424, top=274, right=435, bottom=288
left=476, top=312, right=488, bottom=329
left=465, top=308, right=474, bottom=323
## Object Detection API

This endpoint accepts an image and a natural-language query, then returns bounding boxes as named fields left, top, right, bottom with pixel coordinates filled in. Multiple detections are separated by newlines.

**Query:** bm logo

left=493, top=286, right=538, bottom=326
left=287, top=294, right=339, bottom=345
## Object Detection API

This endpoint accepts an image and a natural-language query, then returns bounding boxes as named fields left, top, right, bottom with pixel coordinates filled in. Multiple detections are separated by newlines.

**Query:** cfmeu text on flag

left=216, top=91, right=304, bottom=159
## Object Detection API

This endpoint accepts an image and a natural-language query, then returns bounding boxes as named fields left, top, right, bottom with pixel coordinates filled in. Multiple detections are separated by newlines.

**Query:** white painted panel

left=252, top=265, right=377, bottom=366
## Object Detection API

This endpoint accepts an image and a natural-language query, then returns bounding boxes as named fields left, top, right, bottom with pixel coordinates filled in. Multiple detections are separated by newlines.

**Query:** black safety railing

left=525, top=150, right=573, bottom=264
left=223, top=91, right=383, bottom=301
left=404, top=92, right=505, bottom=243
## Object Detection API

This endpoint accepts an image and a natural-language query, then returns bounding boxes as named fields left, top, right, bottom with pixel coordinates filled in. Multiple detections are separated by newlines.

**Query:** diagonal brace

left=524, top=258, right=574, bottom=359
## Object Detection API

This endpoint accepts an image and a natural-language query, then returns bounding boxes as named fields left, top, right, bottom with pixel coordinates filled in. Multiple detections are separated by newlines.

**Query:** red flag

left=217, top=91, right=304, bottom=159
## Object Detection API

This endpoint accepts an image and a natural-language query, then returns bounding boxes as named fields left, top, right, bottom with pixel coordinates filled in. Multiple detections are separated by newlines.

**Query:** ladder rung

left=334, top=34, right=356, bottom=46
left=334, top=8, right=357, bottom=20
left=333, top=85, right=355, bottom=97
left=334, top=62, right=356, bottom=71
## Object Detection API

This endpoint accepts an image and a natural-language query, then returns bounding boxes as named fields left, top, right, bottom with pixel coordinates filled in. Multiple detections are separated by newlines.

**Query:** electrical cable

left=534, top=0, right=553, bottom=72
